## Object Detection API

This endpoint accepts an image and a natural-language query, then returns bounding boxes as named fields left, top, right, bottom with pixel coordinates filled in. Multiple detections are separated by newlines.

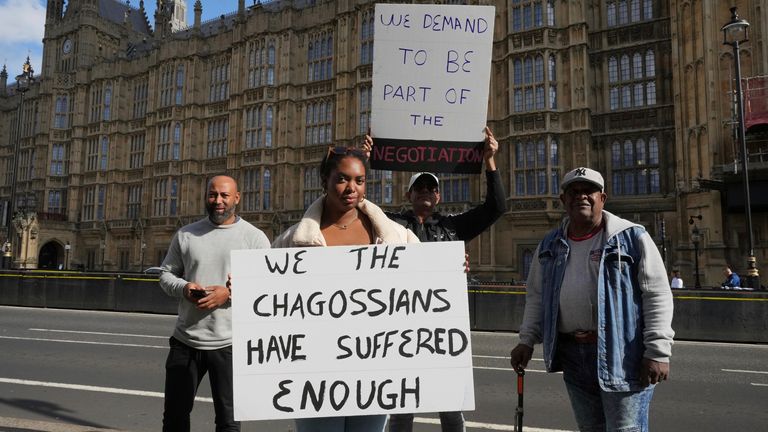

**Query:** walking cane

left=515, top=369, right=524, bottom=432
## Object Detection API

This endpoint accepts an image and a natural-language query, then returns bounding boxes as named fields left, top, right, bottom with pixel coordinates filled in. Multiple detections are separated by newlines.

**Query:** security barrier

left=1, top=271, right=767, bottom=343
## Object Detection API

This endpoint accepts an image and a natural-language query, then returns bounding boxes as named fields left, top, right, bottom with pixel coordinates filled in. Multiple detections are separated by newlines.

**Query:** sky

left=0, top=0, right=240, bottom=79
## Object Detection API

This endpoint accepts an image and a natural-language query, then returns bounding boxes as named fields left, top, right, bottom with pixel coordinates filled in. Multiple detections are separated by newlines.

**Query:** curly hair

left=319, top=147, right=369, bottom=187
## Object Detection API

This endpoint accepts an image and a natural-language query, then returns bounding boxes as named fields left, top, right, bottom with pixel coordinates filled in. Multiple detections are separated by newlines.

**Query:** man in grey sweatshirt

left=159, top=175, right=271, bottom=432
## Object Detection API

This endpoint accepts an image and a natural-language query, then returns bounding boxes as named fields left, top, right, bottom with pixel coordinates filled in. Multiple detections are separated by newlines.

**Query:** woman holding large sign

left=272, top=146, right=420, bottom=432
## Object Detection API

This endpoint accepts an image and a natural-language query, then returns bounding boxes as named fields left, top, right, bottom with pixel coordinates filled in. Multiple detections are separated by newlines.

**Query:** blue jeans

left=388, top=412, right=465, bottom=432
left=558, top=338, right=654, bottom=432
left=162, top=337, right=239, bottom=432
left=295, top=415, right=387, bottom=432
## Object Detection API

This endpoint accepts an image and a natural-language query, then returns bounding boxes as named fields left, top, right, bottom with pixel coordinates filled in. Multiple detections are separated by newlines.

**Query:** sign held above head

left=370, top=4, right=496, bottom=174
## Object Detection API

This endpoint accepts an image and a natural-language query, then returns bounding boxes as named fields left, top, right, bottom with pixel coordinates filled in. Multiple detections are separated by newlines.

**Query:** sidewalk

left=0, top=417, right=123, bottom=432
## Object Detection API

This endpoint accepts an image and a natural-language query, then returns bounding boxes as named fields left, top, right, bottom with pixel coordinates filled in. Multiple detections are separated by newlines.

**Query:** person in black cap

left=367, top=127, right=506, bottom=245
left=365, top=127, right=506, bottom=432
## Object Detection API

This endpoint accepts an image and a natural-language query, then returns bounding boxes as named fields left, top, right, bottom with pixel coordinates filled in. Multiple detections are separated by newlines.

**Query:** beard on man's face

left=207, top=202, right=235, bottom=225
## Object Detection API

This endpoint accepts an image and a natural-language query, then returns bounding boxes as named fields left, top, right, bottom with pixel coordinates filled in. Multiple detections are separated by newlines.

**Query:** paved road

left=0, top=306, right=766, bottom=431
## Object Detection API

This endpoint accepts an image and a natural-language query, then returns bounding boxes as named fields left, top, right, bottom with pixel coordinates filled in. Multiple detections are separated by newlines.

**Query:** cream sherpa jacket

left=272, top=196, right=419, bottom=247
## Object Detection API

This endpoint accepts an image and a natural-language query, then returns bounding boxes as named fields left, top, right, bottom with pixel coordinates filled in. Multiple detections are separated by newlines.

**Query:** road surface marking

left=722, top=369, right=768, bottom=375
left=29, top=328, right=167, bottom=339
left=0, top=378, right=574, bottom=431
left=0, top=377, right=213, bottom=402
left=474, top=366, right=551, bottom=373
left=0, top=335, right=165, bottom=349
left=6, top=335, right=560, bottom=375
left=751, top=383, right=768, bottom=387
left=416, top=416, right=573, bottom=431
left=473, top=355, right=544, bottom=362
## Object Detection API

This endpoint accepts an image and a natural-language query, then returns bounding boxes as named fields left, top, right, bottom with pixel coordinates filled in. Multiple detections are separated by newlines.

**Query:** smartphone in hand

left=190, top=289, right=209, bottom=300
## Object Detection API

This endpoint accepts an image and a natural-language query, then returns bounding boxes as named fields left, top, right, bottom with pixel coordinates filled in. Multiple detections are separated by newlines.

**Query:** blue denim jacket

left=520, top=211, right=674, bottom=392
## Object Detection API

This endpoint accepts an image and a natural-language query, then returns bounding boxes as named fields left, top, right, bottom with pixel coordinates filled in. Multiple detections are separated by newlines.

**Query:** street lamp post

left=140, top=242, right=147, bottom=271
left=691, top=226, right=702, bottom=289
left=722, top=7, right=760, bottom=290
left=64, top=241, right=71, bottom=271
left=3, top=58, right=34, bottom=270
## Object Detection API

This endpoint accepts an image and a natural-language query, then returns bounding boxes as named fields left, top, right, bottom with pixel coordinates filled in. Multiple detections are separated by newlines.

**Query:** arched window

left=548, top=55, right=556, bottom=81
left=514, top=60, right=523, bottom=85
left=265, top=106, right=273, bottom=147
left=172, top=122, right=181, bottom=160
left=609, top=87, right=619, bottom=110
left=514, top=89, right=523, bottom=112
left=645, top=50, right=656, bottom=77
left=620, top=55, right=630, bottom=80
left=267, top=43, right=276, bottom=85
left=643, top=0, right=653, bottom=19
left=607, top=2, right=617, bottom=27
left=103, top=84, right=112, bottom=121
left=646, top=81, right=656, bottom=105
left=623, top=140, right=634, bottom=167
left=634, top=84, right=644, bottom=106
left=623, top=140, right=635, bottom=194
left=535, top=86, right=545, bottom=109
left=263, top=169, right=271, bottom=210
left=648, top=137, right=659, bottom=164
left=630, top=0, right=640, bottom=22
left=608, top=57, right=618, bottom=82
left=100, top=136, right=109, bottom=170
left=175, top=65, right=184, bottom=105
left=547, top=1, right=555, bottom=26
left=524, top=58, right=533, bottom=84
left=633, top=53, right=643, bottom=78
left=621, top=85, right=631, bottom=108
left=618, top=0, right=628, bottom=25
left=534, top=56, right=544, bottom=82
left=549, top=85, right=557, bottom=109
left=550, top=138, right=560, bottom=191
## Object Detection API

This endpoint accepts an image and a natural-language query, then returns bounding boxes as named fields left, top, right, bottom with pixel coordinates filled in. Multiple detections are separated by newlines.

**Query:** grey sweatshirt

left=159, top=216, right=271, bottom=350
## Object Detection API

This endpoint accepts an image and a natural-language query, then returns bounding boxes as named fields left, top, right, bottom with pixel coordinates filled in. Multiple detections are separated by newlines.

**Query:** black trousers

left=162, top=337, right=240, bottom=432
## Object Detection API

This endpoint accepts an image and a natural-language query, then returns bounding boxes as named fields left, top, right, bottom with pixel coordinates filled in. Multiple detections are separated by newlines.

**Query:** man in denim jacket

left=510, top=167, right=674, bottom=431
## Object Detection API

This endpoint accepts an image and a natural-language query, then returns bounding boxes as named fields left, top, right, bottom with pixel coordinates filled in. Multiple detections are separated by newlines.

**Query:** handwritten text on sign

left=230, top=242, right=474, bottom=421
left=371, top=4, right=495, bottom=173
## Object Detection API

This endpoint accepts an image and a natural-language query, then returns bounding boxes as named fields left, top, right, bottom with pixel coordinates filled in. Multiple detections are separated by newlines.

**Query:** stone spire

left=0, top=64, right=7, bottom=96
left=194, top=0, right=202, bottom=30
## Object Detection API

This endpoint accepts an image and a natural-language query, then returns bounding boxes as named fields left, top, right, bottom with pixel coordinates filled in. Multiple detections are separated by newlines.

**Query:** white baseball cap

left=561, top=167, right=604, bottom=191
left=407, top=172, right=439, bottom=191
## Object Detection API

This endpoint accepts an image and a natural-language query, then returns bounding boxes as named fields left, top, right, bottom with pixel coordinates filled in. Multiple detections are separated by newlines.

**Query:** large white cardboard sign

left=231, top=241, right=474, bottom=421
left=370, top=4, right=495, bottom=173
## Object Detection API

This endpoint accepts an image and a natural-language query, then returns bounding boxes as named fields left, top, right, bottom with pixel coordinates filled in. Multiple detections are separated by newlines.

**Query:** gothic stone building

left=1, top=0, right=767, bottom=287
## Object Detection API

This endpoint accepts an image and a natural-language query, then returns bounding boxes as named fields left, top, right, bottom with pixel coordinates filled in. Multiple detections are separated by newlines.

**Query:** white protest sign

left=371, top=4, right=495, bottom=143
left=230, top=241, right=474, bottom=421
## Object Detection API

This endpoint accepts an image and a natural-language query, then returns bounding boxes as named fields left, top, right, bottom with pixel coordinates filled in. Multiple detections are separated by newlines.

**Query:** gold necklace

left=332, top=209, right=359, bottom=230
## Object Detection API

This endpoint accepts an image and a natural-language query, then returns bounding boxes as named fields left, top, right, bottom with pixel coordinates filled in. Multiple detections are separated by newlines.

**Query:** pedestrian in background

left=721, top=266, right=742, bottom=290
left=510, top=167, right=674, bottom=432
left=159, top=175, right=271, bottom=432
left=671, top=270, right=684, bottom=289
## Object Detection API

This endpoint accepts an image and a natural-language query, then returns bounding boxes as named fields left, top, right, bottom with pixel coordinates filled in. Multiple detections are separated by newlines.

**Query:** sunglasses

left=411, top=182, right=439, bottom=193
left=327, top=146, right=366, bottom=159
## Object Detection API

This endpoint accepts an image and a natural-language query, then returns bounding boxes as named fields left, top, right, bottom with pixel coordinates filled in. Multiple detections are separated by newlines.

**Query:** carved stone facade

left=0, top=0, right=766, bottom=285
